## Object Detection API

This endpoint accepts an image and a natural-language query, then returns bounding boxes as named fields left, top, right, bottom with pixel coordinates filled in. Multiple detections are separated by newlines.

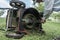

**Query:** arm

left=41, top=0, right=54, bottom=23
left=43, top=0, right=54, bottom=19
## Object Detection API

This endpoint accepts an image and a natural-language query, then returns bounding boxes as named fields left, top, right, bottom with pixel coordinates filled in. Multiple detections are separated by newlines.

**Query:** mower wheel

left=6, top=32, right=24, bottom=39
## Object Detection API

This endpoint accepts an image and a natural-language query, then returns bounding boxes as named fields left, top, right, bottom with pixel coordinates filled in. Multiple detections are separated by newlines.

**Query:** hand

left=41, top=18, right=46, bottom=23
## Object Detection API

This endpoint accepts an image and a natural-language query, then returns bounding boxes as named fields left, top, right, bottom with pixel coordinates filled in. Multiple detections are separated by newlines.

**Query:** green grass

left=0, top=18, right=60, bottom=40
left=0, top=18, right=6, bottom=30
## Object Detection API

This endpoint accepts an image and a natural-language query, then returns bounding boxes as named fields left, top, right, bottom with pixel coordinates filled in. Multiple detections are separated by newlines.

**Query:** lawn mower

left=4, top=0, right=44, bottom=39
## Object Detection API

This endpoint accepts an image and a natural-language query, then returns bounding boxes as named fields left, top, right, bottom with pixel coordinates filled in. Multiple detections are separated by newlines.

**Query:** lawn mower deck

left=6, top=0, right=44, bottom=39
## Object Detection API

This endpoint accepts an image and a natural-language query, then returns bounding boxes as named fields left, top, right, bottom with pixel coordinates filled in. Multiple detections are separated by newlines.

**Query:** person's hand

left=41, top=17, right=46, bottom=23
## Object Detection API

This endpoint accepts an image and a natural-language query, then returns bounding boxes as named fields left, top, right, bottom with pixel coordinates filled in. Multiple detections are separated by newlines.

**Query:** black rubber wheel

left=22, top=8, right=42, bottom=29
left=6, top=32, right=24, bottom=39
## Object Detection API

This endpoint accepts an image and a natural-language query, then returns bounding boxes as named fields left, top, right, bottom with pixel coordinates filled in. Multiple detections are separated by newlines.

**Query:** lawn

left=0, top=18, right=60, bottom=40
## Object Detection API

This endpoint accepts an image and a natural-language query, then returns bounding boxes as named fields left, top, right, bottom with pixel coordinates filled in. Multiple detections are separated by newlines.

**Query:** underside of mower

left=5, top=0, right=44, bottom=39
